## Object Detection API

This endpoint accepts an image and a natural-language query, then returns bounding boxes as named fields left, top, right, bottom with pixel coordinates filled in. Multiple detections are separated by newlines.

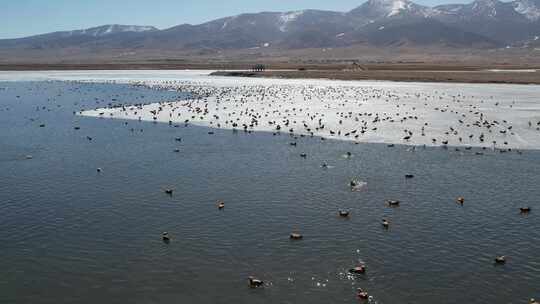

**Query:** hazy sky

left=1, top=0, right=475, bottom=39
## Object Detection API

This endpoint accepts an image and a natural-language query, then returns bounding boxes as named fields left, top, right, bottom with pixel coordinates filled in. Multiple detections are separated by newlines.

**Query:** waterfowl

left=300, top=153, right=307, bottom=158
left=25, top=155, right=33, bottom=160
left=164, top=189, right=174, bottom=195
left=405, top=174, right=414, bottom=179
left=290, top=233, right=303, bottom=240
left=357, top=288, right=369, bottom=299
left=339, top=210, right=350, bottom=217
left=520, top=207, right=531, bottom=213
left=74, top=126, right=80, bottom=130
left=173, top=148, right=180, bottom=153
left=494, top=256, right=506, bottom=264
left=456, top=197, right=465, bottom=204
left=248, top=276, right=264, bottom=288
left=349, top=265, right=366, bottom=274
left=387, top=200, right=400, bottom=207
left=382, top=219, right=390, bottom=228
left=530, top=298, right=538, bottom=304
left=96, top=168, right=102, bottom=173
left=162, top=232, right=170, bottom=242
left=217, top=200, right=225, bottom=209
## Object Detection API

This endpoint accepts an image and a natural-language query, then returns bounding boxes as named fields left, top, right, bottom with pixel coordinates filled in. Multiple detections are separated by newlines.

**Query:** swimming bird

left=217, top=200, right=225, bottom=209
left=456, top=197, right=465, bottom=205
left=248, top=276, right=264, bottom=288
left=405, top=174, right=414, bottom=179
left=290, top=233, right=303, bottom=240
left=164, top=189, right=174, bottom=195
left=520, top=207, right=531, bottom=213
left=349, top=265, right=366, bottom=274
left=494, top=256, right=506, bottom=264
left=387, top=200, right=400, bottom=207
left=339, top=210, right=350, bottom=217
left=96, top=168, right=102, bottom=173
left=162, top=232, right=170, bottom=242
left=382, top=219, right=390, bottom=228
left=357, top=288, right=369, bottom=299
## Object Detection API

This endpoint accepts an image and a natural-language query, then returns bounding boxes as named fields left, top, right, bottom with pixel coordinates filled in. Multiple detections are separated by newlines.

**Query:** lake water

left=0, top=79, right=539, bottom=304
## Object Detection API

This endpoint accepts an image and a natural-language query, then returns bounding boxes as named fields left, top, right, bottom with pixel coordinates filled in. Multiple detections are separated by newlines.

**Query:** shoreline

left=1, top=63, right=540, bottom=85
left=210, top=70, right=540, bottom=85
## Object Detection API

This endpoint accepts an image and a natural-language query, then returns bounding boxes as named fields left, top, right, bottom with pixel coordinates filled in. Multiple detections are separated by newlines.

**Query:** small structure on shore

left=251, top=64, right=266, bottom=72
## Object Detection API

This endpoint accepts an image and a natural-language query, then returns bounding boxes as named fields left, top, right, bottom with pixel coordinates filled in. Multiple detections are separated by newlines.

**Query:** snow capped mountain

left=349, top=0, right=433, bottom=19
left=1, top=0, right=540, bottom=53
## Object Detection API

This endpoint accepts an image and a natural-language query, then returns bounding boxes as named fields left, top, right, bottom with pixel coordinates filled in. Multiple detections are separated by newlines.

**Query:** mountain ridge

left=1, top=0, right=539, bottom=55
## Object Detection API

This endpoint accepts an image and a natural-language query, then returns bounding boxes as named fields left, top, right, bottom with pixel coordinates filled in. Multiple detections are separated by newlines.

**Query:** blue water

left=0, top=81, right=539, bottom=304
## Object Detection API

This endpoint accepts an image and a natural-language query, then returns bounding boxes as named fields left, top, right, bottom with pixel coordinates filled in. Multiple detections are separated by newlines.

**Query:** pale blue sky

left=1, top=0, right=473, bottom=39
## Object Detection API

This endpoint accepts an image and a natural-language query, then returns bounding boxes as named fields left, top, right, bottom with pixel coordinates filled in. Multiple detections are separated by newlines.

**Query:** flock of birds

left=155, top=168, right=533, bottom=301
left=4, top=80, right=538, bottom=303
left=82, top=79, right=540, bottom=152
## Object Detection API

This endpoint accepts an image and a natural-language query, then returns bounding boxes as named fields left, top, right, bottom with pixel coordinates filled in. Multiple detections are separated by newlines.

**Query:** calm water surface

left=0, top=81, right=539, bottom=304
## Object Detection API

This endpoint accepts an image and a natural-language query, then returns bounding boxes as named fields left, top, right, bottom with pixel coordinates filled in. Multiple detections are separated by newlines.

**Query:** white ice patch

left=2, top=70, right=540, bottom=150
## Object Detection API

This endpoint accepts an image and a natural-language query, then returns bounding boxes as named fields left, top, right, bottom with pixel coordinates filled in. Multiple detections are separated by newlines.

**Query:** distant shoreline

left=210, top=70, right=540, bottom=85
left=1, top=63, right=540, bottom=84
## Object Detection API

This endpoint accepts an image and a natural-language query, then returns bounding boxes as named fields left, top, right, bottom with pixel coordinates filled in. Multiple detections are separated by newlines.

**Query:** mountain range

left=1, top=0, right=540, bottom=58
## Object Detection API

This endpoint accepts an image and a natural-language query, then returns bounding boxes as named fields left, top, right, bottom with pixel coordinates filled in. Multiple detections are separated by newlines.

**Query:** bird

left=494, top=256, right=506, bottom=264
left=382, top=219, right=390, bottom=228
left=290, top=233, right=303, bottom=240
left=162, top=232, right=170, bottom=242
left=520, top=207, right=531, bottom=213
left=248, top=276, right=264, bottom=288
left=217, top=200, right=225, bottom=209
left=387, top=200, right=400, bottom=207
left=456, top=197, right=465, bottom=205
left=349, top=265, right=366, bottom=274
left=357, top=288, right=369, bottom=299
left=339, top=210, right=350, bottom=217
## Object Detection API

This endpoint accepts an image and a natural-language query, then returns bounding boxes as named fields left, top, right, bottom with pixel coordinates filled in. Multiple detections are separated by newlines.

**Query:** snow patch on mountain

left=513, top=0, right=540, bottom=20
left=67, top=25, right=156, bottom=37
left=279, top=11, right=305, bottom=32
